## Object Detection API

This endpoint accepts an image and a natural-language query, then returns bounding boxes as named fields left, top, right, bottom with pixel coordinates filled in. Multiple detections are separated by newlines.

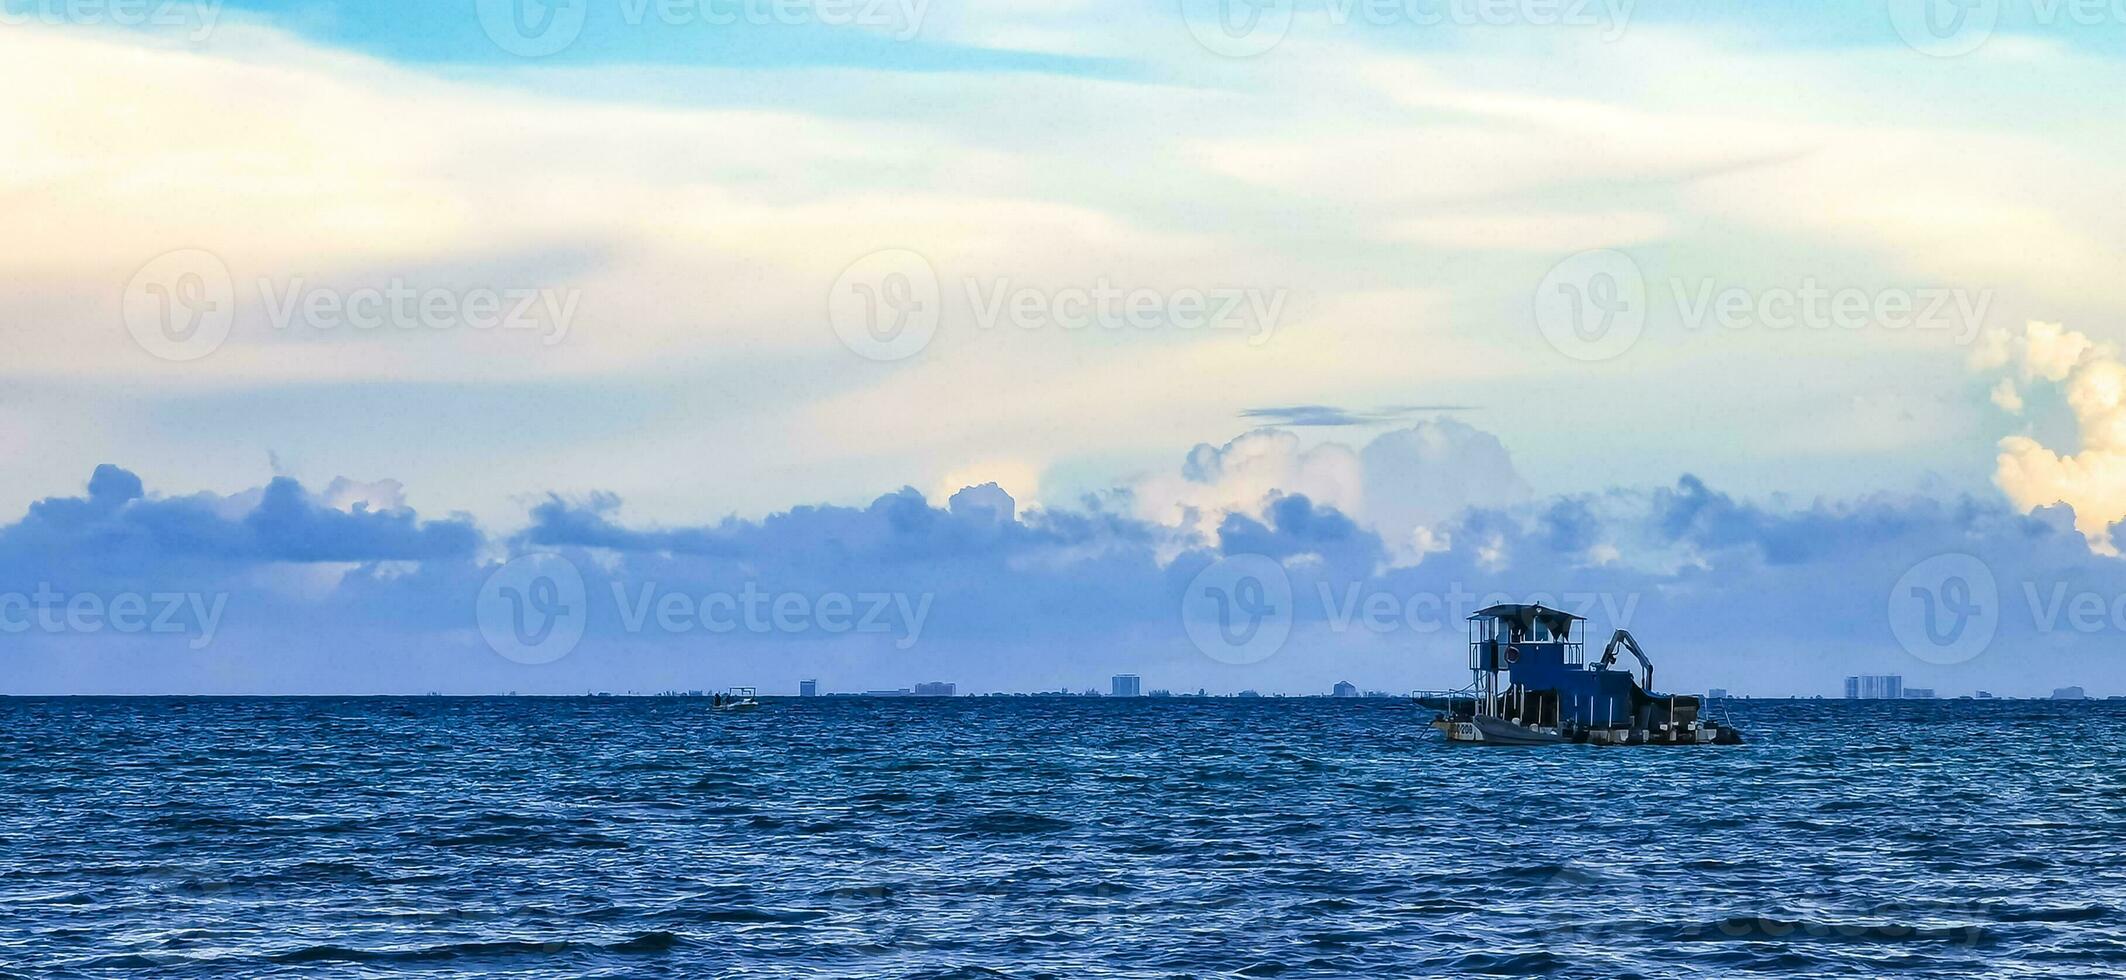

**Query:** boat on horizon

left=713, top=687, right=762, bottom=711
left=1420, top=603, right=1742, bottom=746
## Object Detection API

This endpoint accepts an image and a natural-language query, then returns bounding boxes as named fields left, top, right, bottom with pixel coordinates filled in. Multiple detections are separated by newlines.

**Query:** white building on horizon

left=1844, top=675, right=1903, bottom=699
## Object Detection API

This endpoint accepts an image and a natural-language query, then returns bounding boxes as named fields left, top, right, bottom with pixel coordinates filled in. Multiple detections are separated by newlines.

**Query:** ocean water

left=3, top=697, right=2122, bottom=978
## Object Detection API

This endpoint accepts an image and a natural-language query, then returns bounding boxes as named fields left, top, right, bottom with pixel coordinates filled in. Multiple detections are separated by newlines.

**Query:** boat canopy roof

left=1467, top=603, right=1584, bottom=638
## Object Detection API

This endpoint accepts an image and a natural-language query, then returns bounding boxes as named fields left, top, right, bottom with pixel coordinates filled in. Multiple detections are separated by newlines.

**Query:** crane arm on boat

left=1596, top=629, right=1654, bottom=691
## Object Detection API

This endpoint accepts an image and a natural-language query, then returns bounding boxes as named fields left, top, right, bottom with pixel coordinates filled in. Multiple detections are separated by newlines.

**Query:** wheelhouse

left=1465, top=603, right=1585, bottom=721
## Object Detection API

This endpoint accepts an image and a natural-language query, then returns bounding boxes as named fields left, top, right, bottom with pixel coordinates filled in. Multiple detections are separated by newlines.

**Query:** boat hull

left=1432, top=715, right=1565, bottom=745
left=1430, top=714, right=1743, bottom=746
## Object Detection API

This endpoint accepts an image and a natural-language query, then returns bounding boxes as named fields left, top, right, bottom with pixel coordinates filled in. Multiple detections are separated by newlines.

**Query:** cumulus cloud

left=2021, top=322, right=2096, bottom=382
left=1, top=465, right=478, bottom=570
left=1990, top=378, right=2024, bottom=414
left=1133, top=429, right=1363, bottom=542
left=1973, top=321, right=2126, bottom=553
left=1359, top=420, right=1531, bottom=560
left=7, top=447, right=2126, bottom=697
left=1132, top=418, right=1529, bottom=562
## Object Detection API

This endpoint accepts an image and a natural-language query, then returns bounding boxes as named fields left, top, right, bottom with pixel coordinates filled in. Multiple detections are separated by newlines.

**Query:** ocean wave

left=8, top=697, right=2126, bottom=976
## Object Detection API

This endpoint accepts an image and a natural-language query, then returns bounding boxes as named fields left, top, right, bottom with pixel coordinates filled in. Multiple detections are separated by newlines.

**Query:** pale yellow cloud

left=12, top=17, right=2126, bottom=531
left=1978, top=322, right=2126, bottom=554
left=0, top=23, right=1189, bottom=385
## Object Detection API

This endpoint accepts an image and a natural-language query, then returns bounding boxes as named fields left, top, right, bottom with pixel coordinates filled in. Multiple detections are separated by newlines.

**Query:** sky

left=5, top=0, right=2126, bottom=695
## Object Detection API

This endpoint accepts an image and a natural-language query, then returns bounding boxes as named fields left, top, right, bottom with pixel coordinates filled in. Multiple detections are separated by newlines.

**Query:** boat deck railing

left=1412, top=686, right=1481, bottom=718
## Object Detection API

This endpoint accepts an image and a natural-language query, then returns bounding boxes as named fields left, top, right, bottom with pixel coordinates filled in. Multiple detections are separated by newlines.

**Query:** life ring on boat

left=1505, top=645, right=1521, bottom=665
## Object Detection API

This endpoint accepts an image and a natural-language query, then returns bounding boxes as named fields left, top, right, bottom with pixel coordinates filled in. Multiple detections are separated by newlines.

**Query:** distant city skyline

left=540, top=676, right=2126, bottom=700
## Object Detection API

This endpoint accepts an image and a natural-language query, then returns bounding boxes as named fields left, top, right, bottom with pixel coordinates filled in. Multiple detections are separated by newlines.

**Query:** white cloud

left=1132, top=418, right=1530, bottom=563
left=933, top=460, right=1042, bottom=509
left=0, top=23, right=1193, bottom=385
left=1134, top=429, right=1364, bottom=538
left=2021, top=321, right=2096, bottom=382
left=1359, top=418, right=1530, bottom=559
left=1991, top=378, right=2024, bottom=415
left=11, top=16, right=2126, bottom=529
left=319, top=476, right=409, bottom=514
left=1977, top=322, right=2126, bottom=554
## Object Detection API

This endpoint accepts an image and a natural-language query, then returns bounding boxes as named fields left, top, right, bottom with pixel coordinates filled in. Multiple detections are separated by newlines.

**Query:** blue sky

left=180, top=1, right=2126, bottom=68
left=5, top=1, right=2126, bottom=694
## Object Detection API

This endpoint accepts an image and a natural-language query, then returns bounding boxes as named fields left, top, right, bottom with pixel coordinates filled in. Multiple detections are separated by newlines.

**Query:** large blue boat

left=1422, top=603, right=1743, bottom=745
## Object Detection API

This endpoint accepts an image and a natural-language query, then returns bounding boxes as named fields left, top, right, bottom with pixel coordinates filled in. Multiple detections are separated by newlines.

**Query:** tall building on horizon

left=912, top=681, right=956, bottom=697
left=1331, top=681, right=1358, bottom=698
left=1111, top=674, right=1141, bottom=697
left=799, top=679, right=818, bottom=697
left=1845, top=675, right=1903, bottom=699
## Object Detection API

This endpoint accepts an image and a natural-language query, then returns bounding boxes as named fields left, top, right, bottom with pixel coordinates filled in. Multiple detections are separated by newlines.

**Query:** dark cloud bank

left=6, top=443, right=2123, bottom=697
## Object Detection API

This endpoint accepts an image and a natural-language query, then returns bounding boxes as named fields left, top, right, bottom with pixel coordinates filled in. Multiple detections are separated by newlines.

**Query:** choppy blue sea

left=3, top=697, right=2122, bottom=977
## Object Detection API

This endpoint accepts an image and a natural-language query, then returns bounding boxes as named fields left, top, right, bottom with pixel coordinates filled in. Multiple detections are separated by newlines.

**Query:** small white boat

left=714, top=687, right=761, bottom=711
